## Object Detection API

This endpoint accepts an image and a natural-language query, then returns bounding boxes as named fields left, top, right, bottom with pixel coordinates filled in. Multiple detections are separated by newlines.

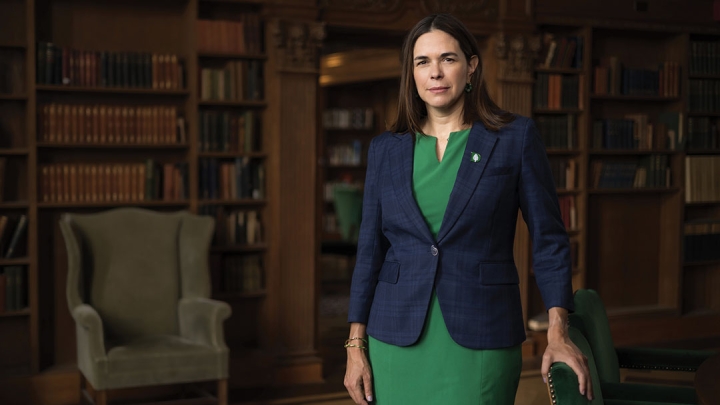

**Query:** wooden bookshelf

left=0, top=0, right=331, bottom=398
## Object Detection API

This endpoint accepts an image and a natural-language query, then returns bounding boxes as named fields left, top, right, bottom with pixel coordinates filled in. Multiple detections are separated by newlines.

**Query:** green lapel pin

left=470, top=152, right=481, bottom=163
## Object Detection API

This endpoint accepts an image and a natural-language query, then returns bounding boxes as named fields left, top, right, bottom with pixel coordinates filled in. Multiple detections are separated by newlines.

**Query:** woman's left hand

left=541, top=308, right=593, bottom=401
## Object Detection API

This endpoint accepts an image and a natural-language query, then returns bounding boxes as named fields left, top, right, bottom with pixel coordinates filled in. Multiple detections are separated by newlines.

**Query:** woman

left=344, top=14, right=592, bottom=405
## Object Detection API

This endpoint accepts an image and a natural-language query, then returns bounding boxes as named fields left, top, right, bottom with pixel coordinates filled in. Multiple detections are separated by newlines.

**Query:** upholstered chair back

left=62, top=208, right=213, bottom=344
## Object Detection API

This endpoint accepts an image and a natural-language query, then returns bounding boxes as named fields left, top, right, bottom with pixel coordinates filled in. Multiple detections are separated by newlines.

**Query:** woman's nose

left=430, top=62, right=443, bottom=79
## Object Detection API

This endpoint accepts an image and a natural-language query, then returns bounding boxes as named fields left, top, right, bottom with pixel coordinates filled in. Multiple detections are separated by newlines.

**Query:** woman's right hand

left=344, top=345, right=374, bottom=404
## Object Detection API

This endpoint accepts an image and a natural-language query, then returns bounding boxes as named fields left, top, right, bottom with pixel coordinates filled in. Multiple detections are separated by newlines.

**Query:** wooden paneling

left=536, top=0, right=718, bottom=29
left=588, top=195, right=665, bottom=310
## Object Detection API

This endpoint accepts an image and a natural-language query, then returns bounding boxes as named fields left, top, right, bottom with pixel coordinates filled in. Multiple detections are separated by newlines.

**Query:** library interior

left=0, top=0, right=719, bottom=404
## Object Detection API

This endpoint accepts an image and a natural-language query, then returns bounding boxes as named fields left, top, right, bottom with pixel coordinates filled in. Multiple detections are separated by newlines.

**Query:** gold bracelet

left=344, top=343, right=368, bottom=350
left=345, top=337, right=368, bottom=345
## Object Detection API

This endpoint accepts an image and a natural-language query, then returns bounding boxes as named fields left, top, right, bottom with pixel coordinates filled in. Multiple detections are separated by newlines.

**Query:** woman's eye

left=444, top=58, right=455, bottom=62
left=416, top=60, right=427, bottom=66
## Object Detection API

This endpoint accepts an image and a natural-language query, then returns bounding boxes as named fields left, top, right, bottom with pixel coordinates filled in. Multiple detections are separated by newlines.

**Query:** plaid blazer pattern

left=347, top=116, right=574, bottom=350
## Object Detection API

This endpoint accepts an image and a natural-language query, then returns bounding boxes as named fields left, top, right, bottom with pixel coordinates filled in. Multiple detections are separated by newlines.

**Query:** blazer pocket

left=478, top=262, right=519, bottom=285
left=485, top=166, right=513, bottom=177
left=378, top=261, right=400, bottom=284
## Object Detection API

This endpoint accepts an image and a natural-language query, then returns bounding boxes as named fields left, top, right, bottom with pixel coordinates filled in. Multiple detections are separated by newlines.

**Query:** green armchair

left=547, top=325, right=689, bottom=405
left=60, top=208, right=231, bottom=405
left=568, top=289, right=715, bottom=405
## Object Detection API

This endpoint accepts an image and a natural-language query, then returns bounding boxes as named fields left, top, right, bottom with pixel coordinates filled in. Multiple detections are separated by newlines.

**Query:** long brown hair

left=390, top=14, right=514, bottom=134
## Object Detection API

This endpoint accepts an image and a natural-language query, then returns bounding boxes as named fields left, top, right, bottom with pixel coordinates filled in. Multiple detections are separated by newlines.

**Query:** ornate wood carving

left=494, top=32, right=541, bottom=80
left=420, top=0, right=499, bottom=18
left=270, top=20, right=326, bottom=73
left=319, top=0, right=401, bottom=12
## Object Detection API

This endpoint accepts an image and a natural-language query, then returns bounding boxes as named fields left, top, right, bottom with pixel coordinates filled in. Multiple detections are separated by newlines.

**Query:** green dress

left=367, top=129, right=522, bottom=404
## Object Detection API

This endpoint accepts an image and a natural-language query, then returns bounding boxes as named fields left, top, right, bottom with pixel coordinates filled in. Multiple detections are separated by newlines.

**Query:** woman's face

left=412, top=29, right=478, bottom=114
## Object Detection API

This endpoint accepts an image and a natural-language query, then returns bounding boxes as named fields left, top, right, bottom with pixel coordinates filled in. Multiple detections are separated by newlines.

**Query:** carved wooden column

left=265, top=18, right=326, bottom=384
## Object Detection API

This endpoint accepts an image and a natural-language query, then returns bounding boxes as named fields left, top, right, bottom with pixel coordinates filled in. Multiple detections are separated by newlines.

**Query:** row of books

left=591, top=156, right=670, bottom=189
left=199, top=60, right=263, bottom=101
left=199, top=158, right=264, bottom=200
left=39, top=161, right=188, bottom=203
left=558, top=195, right=577, bottom=230
left=538, top=34, right=584, bottom=69
left=199, top=207, right=263, bottom=247
left=685, top=156, right=720, bottom=203
left=688, top=79, right=720, bottom=113
left=591, top=112, right=683, bottom=150
left=323, top=108, right=375, bottom=130
left=533, top=74, right=580, bottom=110
left=199, top=110, right=261, bottom=152
left=197, top=15, right=263, bottom=55
left=0, top=266, right=26, bottom=313
left=684, top=220, right=720, bottom=263
left=37, top=42, right=185, bottom=90
left=0, top=50, right=23, bottom=95
left=689, top=41, right=720, bottom=76
left=327, top=141, right=364, bottom=166
left=0, top=215, right=27, bottom=259
left=217, top=255, right=263, bottom=294
left=39, top=103, right=186, bottom=145
left=593, top=58, right=680, bottom=97
left=536, top=114, right=576, bottom=149
left=549, top=159, right=577, bottom=190
left=687, top=117, right=720, bottom=150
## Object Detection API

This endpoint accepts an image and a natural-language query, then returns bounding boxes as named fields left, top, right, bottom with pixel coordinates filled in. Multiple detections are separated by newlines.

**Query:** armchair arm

left=72, top=304, right=107, bottom=361
left=178, top=297, right=231, bottom=348
left=616, top=347, right=716, bottom=372
left=547, top=362, right=591, bottom=405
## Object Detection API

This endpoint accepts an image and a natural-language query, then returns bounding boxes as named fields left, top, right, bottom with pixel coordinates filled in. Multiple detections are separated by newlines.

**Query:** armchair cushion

left=95, top=335, right=227, bottom=389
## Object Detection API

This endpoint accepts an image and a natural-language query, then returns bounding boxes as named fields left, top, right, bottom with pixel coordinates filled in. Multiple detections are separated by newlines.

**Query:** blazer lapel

left=390, top=133, right=435, bottom=243
left=436, top=122, right=499, bottom=243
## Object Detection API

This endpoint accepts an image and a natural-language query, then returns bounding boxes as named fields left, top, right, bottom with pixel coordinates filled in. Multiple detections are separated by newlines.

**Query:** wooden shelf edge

left=38, top=201, right=189, bottom=208
left=198, top=199, right=266, bottom=205
left=198, top=100, right=266, bottom=107
left=535, top=67, right=584, bottom=74
left=589, top=187, right=680, bottom=194
left=590, top=149, right=681, bottom=155
left=198, top=152, right=267, bottom=158
left=0, top=148, right=30, bottom=155
left=37, top=143, right=188, bottom=149
left=0, top=257, right=31, bottom=266
left=0, top=308, right=31, bottom=318
left=591, top=94, right=680, bottom=101
left=198, top=51, right=267, bottom=60
left=211, top=244, right=267, bottom=253
left=0, top=94, right=28, bottom=100
left=533, top=108, right=583, bottom=114
left=0, top=201, right=30, bottom=208
left=36, top=85, right=189, bottom=95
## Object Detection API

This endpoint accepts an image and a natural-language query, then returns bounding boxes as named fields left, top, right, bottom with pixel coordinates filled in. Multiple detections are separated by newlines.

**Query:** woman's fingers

left=363, top=369, right=374, bottom=403
left=568, top=355, right=593, bottom=400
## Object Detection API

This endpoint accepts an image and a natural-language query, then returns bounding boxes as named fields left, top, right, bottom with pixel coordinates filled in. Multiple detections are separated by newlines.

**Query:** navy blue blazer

left=347, top=116, right=574, bottom=350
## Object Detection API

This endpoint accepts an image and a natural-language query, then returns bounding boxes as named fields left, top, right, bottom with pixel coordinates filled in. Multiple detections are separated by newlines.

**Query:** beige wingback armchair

left=59, top=208, right=231, bottom=405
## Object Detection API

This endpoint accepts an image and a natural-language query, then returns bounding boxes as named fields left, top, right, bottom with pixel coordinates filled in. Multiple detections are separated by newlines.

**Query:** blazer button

left=430, top=245, right=438, bottom=256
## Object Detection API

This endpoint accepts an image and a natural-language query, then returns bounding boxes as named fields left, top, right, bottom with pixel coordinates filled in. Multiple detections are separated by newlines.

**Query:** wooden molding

left=419, top=0, right=499, bottom=18
left=494, top=32, right=541, bottom=81
left=319, top=0, right=402, bottom=12
left=269, top=19, right=326, bottom=73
